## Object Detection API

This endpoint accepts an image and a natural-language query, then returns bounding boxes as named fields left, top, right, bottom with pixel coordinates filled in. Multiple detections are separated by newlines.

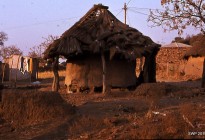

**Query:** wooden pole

left=201, top=58, right=205, bottom=88
left=2, top=64, right=5, bottom=83
left=143, top=49, right=158, bottom=83
left=166, top=48, right=169, bottom=80
left=36, top=59, right=39, bottom=80
left=139, top=57, right=143, bottom=72
left=123, top=3, right=127, bottom=24
left=101, top=52, right=106, bottom=94
left=52, top=56, right=60, bottom=92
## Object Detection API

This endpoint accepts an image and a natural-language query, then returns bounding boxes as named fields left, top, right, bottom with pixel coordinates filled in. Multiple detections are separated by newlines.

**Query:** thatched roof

left=162, top=43, right=192, bottom=48
left=183, top=46, right=205, bottom=59
left=44, top=4, right=160, bottom=60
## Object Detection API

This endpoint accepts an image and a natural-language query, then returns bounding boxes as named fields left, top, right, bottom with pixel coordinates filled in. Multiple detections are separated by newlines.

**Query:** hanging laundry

left=19, top=57, right=30, bottom=74
left=19, top=56, right=25, bottom=73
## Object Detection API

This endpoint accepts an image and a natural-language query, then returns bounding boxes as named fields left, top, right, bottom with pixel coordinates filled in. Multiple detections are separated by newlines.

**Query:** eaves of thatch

left=183, top=46, right=205, bottom=60
left=44, top=4, right=160, bottom=60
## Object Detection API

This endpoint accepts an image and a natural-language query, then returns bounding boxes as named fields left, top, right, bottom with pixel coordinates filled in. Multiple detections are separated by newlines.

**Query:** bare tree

left=148, top=0, right=205, bottom=35
left=28, top=35, right=58, bottom=58
left=28, top=50, right=39, bottom=58
left=28, top=46, right=43, bottom=58
left=0, top=32, right=8, bottom=46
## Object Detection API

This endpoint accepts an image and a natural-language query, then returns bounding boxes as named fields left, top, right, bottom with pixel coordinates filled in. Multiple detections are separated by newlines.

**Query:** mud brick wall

left=155, top=47, right=202, bottom=81
left=156, top=47, right=190, bottom=64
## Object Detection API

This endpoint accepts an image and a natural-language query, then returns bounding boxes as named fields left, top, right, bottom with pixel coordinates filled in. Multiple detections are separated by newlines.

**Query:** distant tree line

left=172, top=33, right=205, bottom=47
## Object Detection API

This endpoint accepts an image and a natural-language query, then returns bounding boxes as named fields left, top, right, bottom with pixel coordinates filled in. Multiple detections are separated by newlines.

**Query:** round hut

left=44, top=4, right=160, bottom=93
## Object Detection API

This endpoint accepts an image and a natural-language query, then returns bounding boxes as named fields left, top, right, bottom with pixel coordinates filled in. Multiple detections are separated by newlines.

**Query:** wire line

left=116, top=9, right=123, bottom=17
left=3, top=16, right=80, bottom=30
left=129, top=9, right=149, bottom=16
left=129, top=7, right=164, bottom=11
left=127, top=0, right=133, bottom=6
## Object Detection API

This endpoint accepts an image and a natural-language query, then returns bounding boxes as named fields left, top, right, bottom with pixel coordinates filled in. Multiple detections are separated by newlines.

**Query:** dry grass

left=0, top=89, right=75, bottom=127
left=68, top=115, right=107, bottom=139
left=38, top=70, right=66, bottom=79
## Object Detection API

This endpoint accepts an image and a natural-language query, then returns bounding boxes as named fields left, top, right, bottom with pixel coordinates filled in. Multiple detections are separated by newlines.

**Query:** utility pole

left=123, top=3, right=127, bottom=24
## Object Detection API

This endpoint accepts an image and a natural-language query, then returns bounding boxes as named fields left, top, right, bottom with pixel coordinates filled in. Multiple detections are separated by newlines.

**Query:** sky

left=0, top=0, right=201, bottom=55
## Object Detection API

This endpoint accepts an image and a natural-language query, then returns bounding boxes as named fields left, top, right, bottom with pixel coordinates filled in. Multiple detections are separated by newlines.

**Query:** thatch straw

left=44, top=4, right=160, bottom=60
left=183, top=46, right=205, bottom=59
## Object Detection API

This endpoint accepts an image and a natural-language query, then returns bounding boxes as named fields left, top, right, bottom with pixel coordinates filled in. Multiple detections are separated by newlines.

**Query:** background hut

left=184, top=46, right=205, bottom=87
left=155, top=43, right=192, bottom=80
left=44, top=4, right=160, bottom=93
left=2, top=55, right=39, bottom=84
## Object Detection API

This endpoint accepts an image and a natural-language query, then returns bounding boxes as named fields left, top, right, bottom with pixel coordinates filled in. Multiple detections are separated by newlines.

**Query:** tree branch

left=148, top=0, right=205, bottom=35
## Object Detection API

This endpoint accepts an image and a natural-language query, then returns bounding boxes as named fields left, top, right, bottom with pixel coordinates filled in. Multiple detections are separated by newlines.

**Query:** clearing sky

left=0, top=0, right=200, bottom=55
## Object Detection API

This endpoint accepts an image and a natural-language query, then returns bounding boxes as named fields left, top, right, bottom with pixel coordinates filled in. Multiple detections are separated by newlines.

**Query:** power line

left=123, top=0, right=155, bottom=24
left=113, top=8, right=123, bottom=12
left=3, top=16, right=80, bottom=30
left=116, top=9, right=123, bottom=17
left=129, top=9, right=149, bottom=16
left=129, top=7, right=164, bottom=11
left=127, top=0, right=133, bottom=6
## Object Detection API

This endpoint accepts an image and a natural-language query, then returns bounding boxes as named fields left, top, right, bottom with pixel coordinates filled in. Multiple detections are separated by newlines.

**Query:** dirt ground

left=1, top=76, right=205, bottom=139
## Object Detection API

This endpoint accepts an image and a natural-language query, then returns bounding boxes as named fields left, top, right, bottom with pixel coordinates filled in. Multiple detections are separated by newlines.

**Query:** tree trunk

left=143, top=56, right=150, bottom=83
left=201, top=58, right=205, bottom=88
left=52, top=56, right=60, bottom=92
left=101, top=52, right=106, bottom=94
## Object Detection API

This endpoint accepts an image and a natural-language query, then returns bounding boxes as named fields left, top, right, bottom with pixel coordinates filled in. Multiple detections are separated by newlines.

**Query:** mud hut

left=155, top=43, right=192, bottom=80
left=44, top=4, right=160, bottom=93
left=184, top=46, right=205, bottom=87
